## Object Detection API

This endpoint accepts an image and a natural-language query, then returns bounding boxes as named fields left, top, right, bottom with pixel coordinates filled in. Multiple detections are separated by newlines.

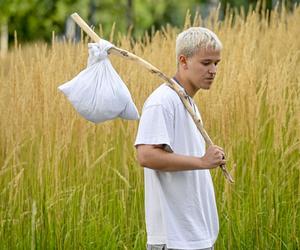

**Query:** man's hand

left=200, top=145, right=226, bottom=169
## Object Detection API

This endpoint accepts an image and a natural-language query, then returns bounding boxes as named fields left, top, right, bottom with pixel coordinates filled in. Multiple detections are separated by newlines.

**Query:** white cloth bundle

left=58, top=40, right=139, bottom=123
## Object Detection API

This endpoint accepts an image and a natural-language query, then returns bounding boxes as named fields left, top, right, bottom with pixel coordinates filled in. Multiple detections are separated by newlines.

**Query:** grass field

left=0, top=4, right=299, bottom=250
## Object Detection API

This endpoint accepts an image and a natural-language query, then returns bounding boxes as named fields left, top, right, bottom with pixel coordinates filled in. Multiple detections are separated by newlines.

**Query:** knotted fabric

left=58, top=40, right=139, bottom=123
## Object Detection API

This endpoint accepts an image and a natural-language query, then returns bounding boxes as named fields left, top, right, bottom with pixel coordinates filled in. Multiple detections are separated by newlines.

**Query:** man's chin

left=201, top=85, right=212, bottom=90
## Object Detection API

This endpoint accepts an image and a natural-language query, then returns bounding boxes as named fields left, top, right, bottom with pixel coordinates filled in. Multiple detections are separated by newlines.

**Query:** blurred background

left=0, top=1, right=299, bottom=249
left=0, top=0, right=299, bottom=49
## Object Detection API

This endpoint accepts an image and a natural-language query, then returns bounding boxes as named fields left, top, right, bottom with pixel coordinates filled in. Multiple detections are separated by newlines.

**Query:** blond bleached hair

left=176, top=27, right=222, bottom=65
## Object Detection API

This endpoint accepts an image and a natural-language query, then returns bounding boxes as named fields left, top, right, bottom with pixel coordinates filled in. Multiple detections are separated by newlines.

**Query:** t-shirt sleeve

left=134, top=104, right=174, bottom=152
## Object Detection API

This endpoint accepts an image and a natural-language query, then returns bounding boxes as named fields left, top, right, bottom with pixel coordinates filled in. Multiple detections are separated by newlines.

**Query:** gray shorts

left=147, top=244, right=214, bottom=250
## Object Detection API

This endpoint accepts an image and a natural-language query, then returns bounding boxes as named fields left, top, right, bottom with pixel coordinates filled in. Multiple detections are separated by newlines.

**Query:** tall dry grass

left=0, top=4, right=299, bottom=249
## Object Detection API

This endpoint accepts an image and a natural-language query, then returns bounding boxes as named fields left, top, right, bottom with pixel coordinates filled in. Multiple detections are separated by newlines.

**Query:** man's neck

left=174, top=72, right=197, bottom=98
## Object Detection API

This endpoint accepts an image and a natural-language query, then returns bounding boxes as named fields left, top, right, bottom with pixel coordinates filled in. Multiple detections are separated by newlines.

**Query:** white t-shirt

left=135, top=83, right=219, bottom=249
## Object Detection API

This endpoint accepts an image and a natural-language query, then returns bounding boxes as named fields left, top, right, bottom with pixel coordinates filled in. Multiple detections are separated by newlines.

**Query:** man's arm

left=136, top=144, right=226, bottom=171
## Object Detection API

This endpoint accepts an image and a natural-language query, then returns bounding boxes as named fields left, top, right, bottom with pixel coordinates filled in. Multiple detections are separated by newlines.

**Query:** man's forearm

left=137, top=145, right=209, bottom=171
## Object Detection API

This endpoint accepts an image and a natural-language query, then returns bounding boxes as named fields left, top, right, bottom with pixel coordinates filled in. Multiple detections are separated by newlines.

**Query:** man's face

left=183, top=48, right=221, bottom=92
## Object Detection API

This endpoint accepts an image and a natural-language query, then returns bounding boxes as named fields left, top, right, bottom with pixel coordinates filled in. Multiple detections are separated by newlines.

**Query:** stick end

left=71, top=13, right=79, bottom=19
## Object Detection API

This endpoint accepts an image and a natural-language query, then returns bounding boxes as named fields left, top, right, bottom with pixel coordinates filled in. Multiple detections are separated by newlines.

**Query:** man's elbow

left=136, top=144, right=160, bottom=168
left=136, top=145, right=149, bottom=167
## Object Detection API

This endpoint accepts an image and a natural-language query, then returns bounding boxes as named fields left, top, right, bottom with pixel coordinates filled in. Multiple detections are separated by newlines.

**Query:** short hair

left=176, top=27, right=222, bottom=65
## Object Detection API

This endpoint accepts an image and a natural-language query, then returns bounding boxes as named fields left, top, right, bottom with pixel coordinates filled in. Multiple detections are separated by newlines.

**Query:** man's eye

left=202, top=62, right=210, bottom=66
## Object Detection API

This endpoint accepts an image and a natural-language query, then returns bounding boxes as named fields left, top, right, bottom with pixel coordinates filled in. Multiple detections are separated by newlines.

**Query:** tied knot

left=87, top=39, right=115, bottom=65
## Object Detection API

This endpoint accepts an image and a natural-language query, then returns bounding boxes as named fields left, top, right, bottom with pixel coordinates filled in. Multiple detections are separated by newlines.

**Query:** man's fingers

left=214, top=150, right=225, bottom=160
left=220, top=160, right=227, bottom=166
left=209, top=145, right=224, bottom=154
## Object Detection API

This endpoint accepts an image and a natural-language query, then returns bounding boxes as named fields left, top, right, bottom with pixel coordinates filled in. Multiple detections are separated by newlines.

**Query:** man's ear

left=178, top=55, right=188, bottom=69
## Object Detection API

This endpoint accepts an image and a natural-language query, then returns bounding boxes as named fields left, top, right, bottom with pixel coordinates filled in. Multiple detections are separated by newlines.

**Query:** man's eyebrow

left=201, top=59, right=221, bottom=62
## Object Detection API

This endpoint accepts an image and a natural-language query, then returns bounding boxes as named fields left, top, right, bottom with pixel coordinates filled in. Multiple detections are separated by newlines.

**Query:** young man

left=135, top=27, right=226, bottom=250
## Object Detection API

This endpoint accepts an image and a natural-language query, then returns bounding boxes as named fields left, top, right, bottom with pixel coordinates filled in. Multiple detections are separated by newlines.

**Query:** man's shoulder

left=144, top=83, right=180, bottom=109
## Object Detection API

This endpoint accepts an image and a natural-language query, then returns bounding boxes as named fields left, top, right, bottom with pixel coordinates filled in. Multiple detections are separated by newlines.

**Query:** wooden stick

left=71, top=13, right=234, bottom=183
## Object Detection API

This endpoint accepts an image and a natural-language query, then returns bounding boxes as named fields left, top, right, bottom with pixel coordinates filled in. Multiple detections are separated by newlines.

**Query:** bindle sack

left=58, top=40, right=139, bottom=123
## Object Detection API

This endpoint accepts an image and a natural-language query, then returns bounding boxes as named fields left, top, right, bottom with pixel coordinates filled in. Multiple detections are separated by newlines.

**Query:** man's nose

left=208, top=64, right=217, bottom=74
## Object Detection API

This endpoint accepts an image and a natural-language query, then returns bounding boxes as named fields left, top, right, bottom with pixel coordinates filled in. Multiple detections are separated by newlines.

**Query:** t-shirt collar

left=172, top=76, right=194, bottom=100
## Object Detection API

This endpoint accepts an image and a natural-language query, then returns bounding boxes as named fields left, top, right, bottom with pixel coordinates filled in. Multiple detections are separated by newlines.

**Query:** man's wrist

left=197, top=157, right=208, bottom=169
